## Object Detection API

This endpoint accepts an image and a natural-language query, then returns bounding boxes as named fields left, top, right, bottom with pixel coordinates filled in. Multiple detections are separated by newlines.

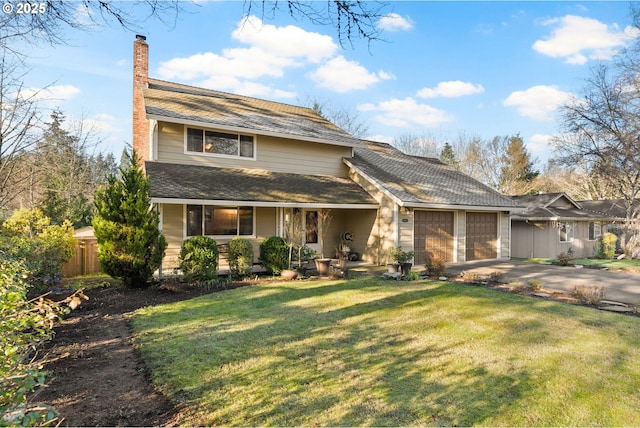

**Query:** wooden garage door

left=414, top=211, right=454, bottom=265
left=466, top=212, right=497, bottom=261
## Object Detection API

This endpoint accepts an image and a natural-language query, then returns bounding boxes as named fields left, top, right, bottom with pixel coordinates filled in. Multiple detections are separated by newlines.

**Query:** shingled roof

left=143, top=79, right=362, bottom=147
left=145, top=161, right=378, bottom=207
left=511, top=193, right=622, bottom=220
left=345, top=141, right=520, bottom=209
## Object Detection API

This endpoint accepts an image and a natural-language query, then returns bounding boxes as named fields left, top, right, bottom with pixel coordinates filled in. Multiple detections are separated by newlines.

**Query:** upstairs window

left=186, top=127, right=254, bottom=159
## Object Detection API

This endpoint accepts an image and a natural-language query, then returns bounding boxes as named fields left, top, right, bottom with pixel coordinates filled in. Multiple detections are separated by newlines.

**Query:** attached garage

left=465, top=212, right=497, bottom=260
left=414, top=210, right=454, bottom=264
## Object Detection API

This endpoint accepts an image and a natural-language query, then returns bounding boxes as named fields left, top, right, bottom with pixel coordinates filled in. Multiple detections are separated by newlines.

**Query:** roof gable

left=511, top=192, right=581, bottom=210
left=346, top=141, right=519, bottom=209
left=143, top=79, right=362, bottom=148
left=510, top=193, right=626, bottom=220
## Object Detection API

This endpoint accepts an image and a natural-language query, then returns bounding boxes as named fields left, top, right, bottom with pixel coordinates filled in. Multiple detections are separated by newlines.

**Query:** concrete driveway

left=446, top=259, right=640, bottom=305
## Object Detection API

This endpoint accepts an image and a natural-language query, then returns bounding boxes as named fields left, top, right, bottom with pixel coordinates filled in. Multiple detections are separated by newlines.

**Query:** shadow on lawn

left=132, top=278, right=632, bottom=426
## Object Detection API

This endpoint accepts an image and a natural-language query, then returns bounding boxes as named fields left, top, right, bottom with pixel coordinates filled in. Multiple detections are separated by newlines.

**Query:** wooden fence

left=62, top=239, right=102, bottom=278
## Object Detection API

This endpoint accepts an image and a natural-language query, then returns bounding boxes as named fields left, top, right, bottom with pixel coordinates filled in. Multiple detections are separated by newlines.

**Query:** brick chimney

left=133, top=35, right=150, bottom=163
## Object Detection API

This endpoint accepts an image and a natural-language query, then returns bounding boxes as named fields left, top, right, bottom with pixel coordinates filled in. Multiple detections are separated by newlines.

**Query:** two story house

left=132, top=35, right=520, bottom=269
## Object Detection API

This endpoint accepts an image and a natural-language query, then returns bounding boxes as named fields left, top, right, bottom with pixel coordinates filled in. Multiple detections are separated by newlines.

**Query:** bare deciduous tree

left=308, top=98, right=370, bottom=138
left=0, top=53, right=42, bottom=211
left=391, top=133, right=441, bottom=158
left=0, top=1, right=182, bottom=49
left=244, top=1, right=389, bottom=46
left=553, top=64, right=640, bottom=253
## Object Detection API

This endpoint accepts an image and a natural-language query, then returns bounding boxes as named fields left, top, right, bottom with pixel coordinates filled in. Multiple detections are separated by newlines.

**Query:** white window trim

left=183, top=205, right=257, bottom=239
left=183, top=125, right=257, bottom=161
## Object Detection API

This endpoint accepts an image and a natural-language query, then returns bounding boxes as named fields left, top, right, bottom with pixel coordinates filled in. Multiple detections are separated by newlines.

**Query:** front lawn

left=131, top=277, right=640, bottom=426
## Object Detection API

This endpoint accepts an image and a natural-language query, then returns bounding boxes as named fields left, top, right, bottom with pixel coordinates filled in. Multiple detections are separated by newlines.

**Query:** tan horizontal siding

left=156, top=122, right=351, bottom=177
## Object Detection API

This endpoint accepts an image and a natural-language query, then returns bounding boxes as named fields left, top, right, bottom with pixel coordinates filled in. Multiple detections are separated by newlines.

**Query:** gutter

left=150, top=197, right=379, bottom=209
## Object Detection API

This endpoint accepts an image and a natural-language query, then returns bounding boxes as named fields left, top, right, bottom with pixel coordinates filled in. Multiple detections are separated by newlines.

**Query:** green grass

left=131, top=277, right=640, bottom=426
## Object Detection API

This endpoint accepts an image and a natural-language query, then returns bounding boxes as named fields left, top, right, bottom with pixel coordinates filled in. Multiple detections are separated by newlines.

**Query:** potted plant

left=296, top=245, right=317, bottom=276
left=388, top=246, right=415, bottom=276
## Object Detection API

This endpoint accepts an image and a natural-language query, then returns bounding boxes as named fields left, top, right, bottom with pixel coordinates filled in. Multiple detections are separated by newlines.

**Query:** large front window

left=186, top=127, right=254, bottom=158
left=187, top=205, right=254, bottom=237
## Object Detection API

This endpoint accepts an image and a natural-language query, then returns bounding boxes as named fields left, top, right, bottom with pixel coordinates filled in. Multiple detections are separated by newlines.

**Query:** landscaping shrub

left=0, top=256, right=84, bottom=426
left=594, top=232, right=617, bottom=259
left=179, top=236, right=219, bottom=281
left=425, top=253, right=446, bottom=276
left=0, top=208, right=76, bottom=292
left=527, top=279, right=543, bottom=292
left=259, top=236, right=289, bottom=275
left=572, top=284, right=607, bottom=305
left=228, top=237, right=253, bottom=278
left=488, top=271, right=504, bottom=283
left=556, top=247, right=575, bottom=266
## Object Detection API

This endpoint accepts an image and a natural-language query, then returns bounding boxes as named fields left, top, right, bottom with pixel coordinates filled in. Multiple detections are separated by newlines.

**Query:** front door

left=303, top=210, right=322, bottom=254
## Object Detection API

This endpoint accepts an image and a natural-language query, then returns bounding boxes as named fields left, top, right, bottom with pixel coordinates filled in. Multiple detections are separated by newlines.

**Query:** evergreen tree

left=439, top=142, right=459, bottom=168
left=498, top=135, right=540, bottom=194
left=92, top=149, right=166, bottom=287
left=35, top=111, right=117, bottom=227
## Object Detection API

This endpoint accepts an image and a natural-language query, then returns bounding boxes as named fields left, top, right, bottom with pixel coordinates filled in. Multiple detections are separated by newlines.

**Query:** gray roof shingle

left=145, top=161, right=378, bottom=206
left=144, top=79, right=363, bottom=147
left=347, top=141, right=519, bottom=208
left=511, top=193, right=630, bottom=220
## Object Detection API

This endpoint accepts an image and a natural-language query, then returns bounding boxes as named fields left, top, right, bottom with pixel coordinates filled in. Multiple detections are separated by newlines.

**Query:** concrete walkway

left=446, top=259, right=640, bottom=305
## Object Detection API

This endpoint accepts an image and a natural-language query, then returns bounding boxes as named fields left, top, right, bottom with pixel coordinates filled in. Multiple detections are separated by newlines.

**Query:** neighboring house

left=511, top=192, right=630, bottom=259
left=132, top=36, right=520, bottom=269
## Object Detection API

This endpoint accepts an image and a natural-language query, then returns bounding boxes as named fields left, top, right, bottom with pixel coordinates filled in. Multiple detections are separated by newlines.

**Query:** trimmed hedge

left=228, top=237, right=254, bottom=278
left=179, top=236, right=219, bottom=281
left=259, top=236, right=289, bottom=275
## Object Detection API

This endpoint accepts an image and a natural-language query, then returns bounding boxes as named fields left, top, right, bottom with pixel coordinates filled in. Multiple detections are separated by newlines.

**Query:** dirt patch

left=35, top=281, right=227, bottom=427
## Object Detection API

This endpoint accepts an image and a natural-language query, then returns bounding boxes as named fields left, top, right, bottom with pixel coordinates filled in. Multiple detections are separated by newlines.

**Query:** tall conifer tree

left=92, top=149, right=166, bottom=287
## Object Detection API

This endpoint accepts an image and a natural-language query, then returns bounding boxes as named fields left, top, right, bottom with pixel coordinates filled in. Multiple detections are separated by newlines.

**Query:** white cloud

left=417, top=81, right=484, bottom=99
left=232, top=15, right=337, bottom=63
left=358, top=97, right=454, bottom=128
left=157, top=15, right=336, bottom=96
left=503, top=85, right=571, bottom=121
left=527, top=134, right=554, bottom=154
left=533, top=15, right=639, bottom=64
left=377, top=13, right=414, bottom=31
left=21, top=84, right=81, bottom=104
left=310, top=56, right=392, bottom=93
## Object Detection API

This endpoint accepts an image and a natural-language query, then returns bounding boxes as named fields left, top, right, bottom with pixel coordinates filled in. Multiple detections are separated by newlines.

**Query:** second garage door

left=466, top=212, right=497, bottom=261
left=414, top=211, right=454, bottom=265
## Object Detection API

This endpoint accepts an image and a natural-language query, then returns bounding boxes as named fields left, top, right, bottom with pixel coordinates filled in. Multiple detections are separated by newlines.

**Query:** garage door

left=414, top=211, right=454, bottom=265
left=466, top=212, right=497, bottom=260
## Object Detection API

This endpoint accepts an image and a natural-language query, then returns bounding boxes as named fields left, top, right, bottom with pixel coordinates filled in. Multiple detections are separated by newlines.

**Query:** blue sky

left=15, top=1, right=638, bottom=165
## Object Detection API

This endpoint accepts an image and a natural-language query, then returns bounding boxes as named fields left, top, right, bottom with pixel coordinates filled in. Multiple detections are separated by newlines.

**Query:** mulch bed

left=35, top=280, right=239, bottom=427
